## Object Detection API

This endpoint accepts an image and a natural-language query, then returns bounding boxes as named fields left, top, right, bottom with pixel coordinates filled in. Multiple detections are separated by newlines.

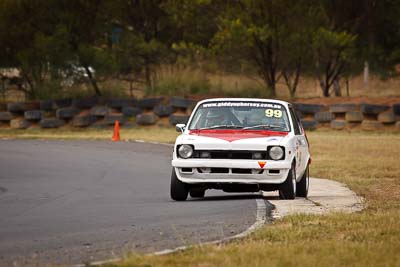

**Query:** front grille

left=196, top=168, right=263, bottom=174
left=193, top=150, right=267, bottom=160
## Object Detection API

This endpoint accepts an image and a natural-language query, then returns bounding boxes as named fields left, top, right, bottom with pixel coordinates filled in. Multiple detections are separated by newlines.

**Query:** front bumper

left=171, top=158, right=291, bottom=184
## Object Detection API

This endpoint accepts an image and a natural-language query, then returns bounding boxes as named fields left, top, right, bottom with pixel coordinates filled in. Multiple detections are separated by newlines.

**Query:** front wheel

left=170, top=168, right=189, bottom=201
left=190, top=188, right=205, bottom=198
left=279, top=164, right=296, bottom=199
left=296, top=165, right=309, bottom=197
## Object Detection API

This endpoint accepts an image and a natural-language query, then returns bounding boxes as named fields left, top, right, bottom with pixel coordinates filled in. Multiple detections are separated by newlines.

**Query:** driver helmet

left=206, top=109, right=225, bottom=126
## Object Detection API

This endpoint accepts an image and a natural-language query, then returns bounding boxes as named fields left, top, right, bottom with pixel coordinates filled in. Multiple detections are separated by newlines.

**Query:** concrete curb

left=263, top=177, right=364, bottom=219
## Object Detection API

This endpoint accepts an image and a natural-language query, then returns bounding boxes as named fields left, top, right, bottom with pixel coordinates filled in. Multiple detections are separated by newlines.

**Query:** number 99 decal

left=265, top=109, right=282, bottom=118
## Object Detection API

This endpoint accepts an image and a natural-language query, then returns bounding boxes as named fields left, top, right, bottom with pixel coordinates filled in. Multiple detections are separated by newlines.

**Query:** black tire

left=90, top=106, right=110, bottom=117
left=169, top=114, right=190, bottom=125
left=329, top=103, right=358, bottom=113
left=40, top=100, right=54, bottom=111
left=279, top=163, right=296, bottom=199
left=7, top=102, right=27, bottom=113
left=330, top=119, right=346, bottom=130
left=345, top=111, right=363, bottom=122
left=56, top=107, right=80, bottom=119
left=136, top=113, right=157, bottom=125
left=10, top=119, right=30, bottom=129
left=72, top=115, right=97, bottom=127
left=294, top=103, right=324, bottom=114
left=170, top=97, right=195, bottom=109
left=170, top=168, right=188, bottom=201
left=24, top=110, right=43, bottom=121
left=136, top=97, right=163, bottom=109
left=296, top=165, right=309, bottom=197
left=104, top=114, right=126, bottom=125
left=314, top=111, right=335, bottom=122
left=40, top=118, right=65, bottom=128
left=106, top=98, right=136, bottom=109
left=393, top=103, right=400, bottom=116
left=154, top=105, right=175, bottom=117
left=72, top=97, right=98, bottom=109
left=53, top=98, right=72, bottom=109
left=0, top=111, right=12, bottom=121
left=360, top=104, right=389, bottom=115
left=190, top=188, right=205, bottom=198
left=300, top=119, right=318, bottom=130
left=122, top=107, right=142, bottom=117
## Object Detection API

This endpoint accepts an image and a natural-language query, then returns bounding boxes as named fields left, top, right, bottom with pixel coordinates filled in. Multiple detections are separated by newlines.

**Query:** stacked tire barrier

left=294, top=102, right=400, bottom=131
left=0, top=98, right=399, bottom=131
left=0, top=96, right=195, bottom=129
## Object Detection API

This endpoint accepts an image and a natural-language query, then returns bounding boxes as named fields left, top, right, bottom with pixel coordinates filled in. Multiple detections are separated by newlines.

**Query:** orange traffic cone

left=112, top=120, right=120, bottom=141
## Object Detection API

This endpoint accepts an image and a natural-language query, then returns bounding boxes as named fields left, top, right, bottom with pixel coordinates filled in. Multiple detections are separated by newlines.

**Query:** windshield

left=189, top=101, right=290, bottom=132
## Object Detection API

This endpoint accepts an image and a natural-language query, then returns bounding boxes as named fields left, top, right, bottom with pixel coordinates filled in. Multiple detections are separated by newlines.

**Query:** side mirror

left=175, top=123, right=186, bottom=133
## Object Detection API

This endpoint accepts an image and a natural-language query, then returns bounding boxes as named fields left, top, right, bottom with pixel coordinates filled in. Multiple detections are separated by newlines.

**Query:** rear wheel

left=170, top=168, right=189, bottom=201
left=279, top=164, right=296, bottom=199
left=296, top=165, right=309, bottom=197
left=190, top=188, right=205, bottom=198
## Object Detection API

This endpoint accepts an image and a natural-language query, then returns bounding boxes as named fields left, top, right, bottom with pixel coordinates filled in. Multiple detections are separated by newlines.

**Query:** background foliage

left=0, top=0, right=399, bottom=99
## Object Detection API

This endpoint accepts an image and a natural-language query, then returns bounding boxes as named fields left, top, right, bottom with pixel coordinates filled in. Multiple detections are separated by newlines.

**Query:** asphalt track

left=0, top=140, right=270, bottom=266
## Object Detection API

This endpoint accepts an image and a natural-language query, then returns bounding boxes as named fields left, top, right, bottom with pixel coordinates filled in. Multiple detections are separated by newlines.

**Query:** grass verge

left=1, top=128, right=399, bottom=266
left=109, top=130, right=399, bottom=267
left=0, top=127, right=179, bottom=144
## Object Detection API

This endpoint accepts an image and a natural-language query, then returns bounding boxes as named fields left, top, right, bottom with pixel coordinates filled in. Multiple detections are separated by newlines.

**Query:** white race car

left=171, top=98, right=310, bottom=201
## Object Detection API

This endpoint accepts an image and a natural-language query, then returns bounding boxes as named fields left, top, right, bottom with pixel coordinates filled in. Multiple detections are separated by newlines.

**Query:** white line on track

left=72, top=197, right=268, bottom=267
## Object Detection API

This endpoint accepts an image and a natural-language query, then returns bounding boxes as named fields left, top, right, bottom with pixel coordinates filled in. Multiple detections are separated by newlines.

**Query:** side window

left=289, top=107, right=302, bottom=135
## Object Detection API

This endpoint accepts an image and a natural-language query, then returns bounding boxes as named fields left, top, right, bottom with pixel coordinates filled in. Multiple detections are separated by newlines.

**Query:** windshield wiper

left=242, top=124, right=282, bottom=130
left=198, top=125, right=244, bottom=130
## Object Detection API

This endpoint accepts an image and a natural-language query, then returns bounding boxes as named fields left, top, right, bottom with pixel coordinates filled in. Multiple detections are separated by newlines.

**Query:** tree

left=211, top=0, right=318, bottom=98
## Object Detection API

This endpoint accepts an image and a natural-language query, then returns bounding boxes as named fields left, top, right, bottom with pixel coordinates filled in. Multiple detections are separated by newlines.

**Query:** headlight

left=269, top=146, right=284, bottom=160
left=178, top=145, right=194, bottom=158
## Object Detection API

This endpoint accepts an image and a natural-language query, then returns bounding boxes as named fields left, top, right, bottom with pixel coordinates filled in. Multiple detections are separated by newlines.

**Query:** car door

left=288, top=107, right=306, bottom=180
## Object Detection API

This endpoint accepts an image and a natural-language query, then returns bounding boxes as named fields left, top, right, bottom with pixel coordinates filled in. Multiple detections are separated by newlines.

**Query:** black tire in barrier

left=361, top=120, right=383, bottom=131
left=392, top=103, right=400, bottom=116
left=330, top=120, right=346, bottom=130
left=360, top=104, right=389, bottom=115
left=294, top=103, right=325, bottom=114
left=10, top=119, right=30, bottom=129
left=170, top=97, right=195, bottom=109
left=136, top=97, right=163, bottom=109
left=154, top=105, right=175, bottom=117
left=72, top=97, right=98, bottom=109
left=72, top=115, right=97, bottom=127
left=377, top=112, right=396, bottom=124
left=7, top=102, right=27, bottom=113
left=39, top=100, right=54, bottom=111
left=56, top=107, right=80, bottom=119
left=90, top=106, right=110, bottom=117
left=314, top=111, right=335, bottom=122
left=53, top=98, right=72, bottom=109
left=136, top=113, right=158, bottom=125
left=169, top=114, right=190, bottom=125
left=329, top=103, right=358, bottom=113
left=106, top=98, right=136, bottom=109
left=104, top=114, right=126, bottom=125
left=0, top=112, right=12, bottom=121
left=345, top=111, right=363, bottom=122
left=122, top=107, right=142, bottom=117
left=24, top=110, right=43, bottom=121
left=300, top=119, right=318, bottom=130
left=40, top=118, right=65, bottom=128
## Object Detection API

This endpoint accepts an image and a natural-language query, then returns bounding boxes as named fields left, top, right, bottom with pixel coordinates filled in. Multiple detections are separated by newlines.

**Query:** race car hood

left=177, top=129, right=290, bottom=150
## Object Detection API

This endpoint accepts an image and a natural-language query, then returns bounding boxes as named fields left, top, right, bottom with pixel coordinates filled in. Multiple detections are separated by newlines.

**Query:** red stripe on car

left=189, top=129, right=288, bottom=142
